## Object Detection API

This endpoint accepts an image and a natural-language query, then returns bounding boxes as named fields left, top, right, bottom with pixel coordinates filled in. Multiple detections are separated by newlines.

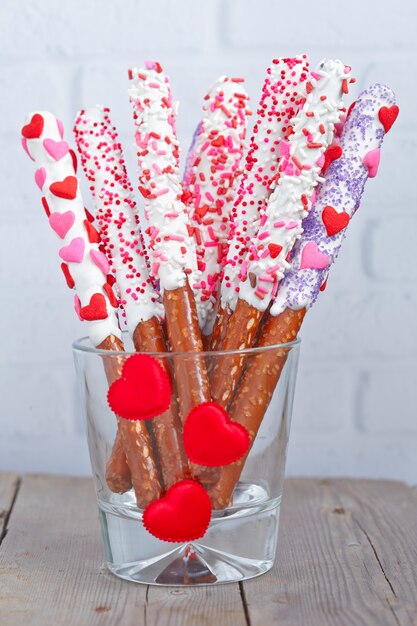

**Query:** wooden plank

left=0, top=473, right=20, bottom=544
left=241, top=478, right=417, bottom=626
left=0, top=474, right=246, bottom=626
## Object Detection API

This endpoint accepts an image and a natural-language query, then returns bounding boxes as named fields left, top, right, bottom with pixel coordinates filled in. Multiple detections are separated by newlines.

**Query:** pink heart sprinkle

left=56, top=118, right=64, bottom=139
left=90, top=249, right=110, bottom=275
left=363, top=148, right=380, bottom=178
left=49, top=211, right=75, bottom=239
left=74, top=295, right=82, bottom=320
left=300, top=242, right=329, bottom=270
left=34, top=168, right=46, bottom=191
left=43, top=138, right=69, bottom=161
left=59, top=237, right=85, bottom=263
left=21, top=138, right=34, bottom=161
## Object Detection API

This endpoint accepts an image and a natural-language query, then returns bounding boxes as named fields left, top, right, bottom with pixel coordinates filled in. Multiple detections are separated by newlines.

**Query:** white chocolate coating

left=238, top=59, right=350, bottom=312
left=74, top=106, right=164, bottom=337
left=22, top=111, right=121, bottom=346
left=128, top=62, right=198, bottom=292
left=182, top=76, right=250, bottom=333
left=220, top=56, right=309, bottom=313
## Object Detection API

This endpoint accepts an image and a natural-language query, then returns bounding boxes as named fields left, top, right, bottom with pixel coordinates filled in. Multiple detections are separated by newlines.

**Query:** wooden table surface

left=1, top=474, right=416, bottom=626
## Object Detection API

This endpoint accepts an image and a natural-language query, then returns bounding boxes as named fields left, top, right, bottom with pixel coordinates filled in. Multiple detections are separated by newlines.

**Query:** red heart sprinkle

left=107, top=354, right=171, bottom=421
left=22, top=113, right=44, bottom=139
left=183, top=402, right=250, bottom=466
left=378, top=105, right=399, bottom=133
left=83, top=219, right=100, bottom=243
left=268, top=243, right=283, bottom=259
left=106, top=274, right=117, bottom=287
left=322, top=205, right=350, bottom=237
left=321, top=145, right=342, bottom=175
left=80, top=293, right=108, bottom=321
left=143, top=480, right=212, bottom=542
left=320, top=277, right=328, bottom=292
left=50, top=176, right=78, bottom=200
left=41, top=197, right=51, bottom=217
left=60, top=263, right=75, bottom=289
left=85, top=208, right=95, bottom=223
left=69, top=149, right=78, bottom=173
left=103, top=282, right=118, bottom=308
left=347, top=101, right=356, bottom=118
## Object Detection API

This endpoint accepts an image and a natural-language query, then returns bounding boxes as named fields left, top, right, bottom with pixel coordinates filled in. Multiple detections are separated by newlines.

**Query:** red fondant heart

left=69, top=149, right=78, bottom=173
left=107, top=354, right=171, bottom=421
left=183, top=402, right=250, bottom=466
left=268, top=243, right=283, bottom=259
left=321, top=145, right=342, bottom=175
left=61, top=263, right=75, bottom=289
left=103, top=282, right=118, bottom=308
left=143, top=480, right=211, bottom=542
left=50, top=176, right=78, bottom=200
left=22, top=113, right=44, bottom=139
left=80, top=293, right=108, bottom=321
left=41, top=197, right=51, bottom=217
left=84, top=219, right=100, bottom=243
left=378, top=105, right=399, bottom=133
left=322, top=205, right=350, bottom=237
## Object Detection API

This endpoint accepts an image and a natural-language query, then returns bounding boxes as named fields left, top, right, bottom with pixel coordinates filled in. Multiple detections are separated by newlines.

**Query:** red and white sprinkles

left=74, top=106, right=163, bottom=336
left=128, top=62, right=197, bottom=292
left=182, top=76, right=250, bottom=333
left=21, top=111, right=120, bottom=346
left=220, top=56, right=310, bottom=314
left=238, top=59, right=352, bottom=312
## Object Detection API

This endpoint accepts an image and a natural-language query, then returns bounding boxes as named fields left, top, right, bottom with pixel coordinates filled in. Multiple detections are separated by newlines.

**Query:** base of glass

left=98, top=481, right=281, bottom=586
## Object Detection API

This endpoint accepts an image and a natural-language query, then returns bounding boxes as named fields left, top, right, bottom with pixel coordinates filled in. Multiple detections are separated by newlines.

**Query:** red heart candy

left=107, top=353, right=171, bottom=421
left=84, top=219, right=100, bottom=243
left=321, top=145, right=342, bottom=175
left=143, top=480, right=211, bottom=542
left=322, top=205, right=350, bottom=237
left=80, top=293, right=108, bottom=321
left=61, top=263, right=75, bottom=289
left=378, top=105, right=399, bottom=133
left=22, top=113, right=44, bottom=139
left=268, top=243, right=283, bottom=259
left=50, top=176, right=78, bottom=200
left=103, top=282, right=118, bottom=308
left=183, top=402, right=250, bottom=466
left=69, top=149, right=78, bottom=173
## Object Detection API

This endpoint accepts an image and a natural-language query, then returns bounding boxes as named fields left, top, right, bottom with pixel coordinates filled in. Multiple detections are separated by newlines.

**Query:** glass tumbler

left=73, top=333, right=300, bottom=586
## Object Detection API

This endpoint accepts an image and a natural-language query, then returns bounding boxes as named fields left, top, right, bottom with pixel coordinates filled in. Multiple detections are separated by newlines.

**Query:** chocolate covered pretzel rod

left=210, top=56, right=310, bottom=350
left=182, top=76, right=250, bottom=336
left=210, top=60, right=350, bottom=409
left=21, top=111, right=163, bottom=506
left=74, top=106, right=189, bottom=489
left=128, top=62, right=215, bottom=485
left=209, top=83, right=399, bottom=508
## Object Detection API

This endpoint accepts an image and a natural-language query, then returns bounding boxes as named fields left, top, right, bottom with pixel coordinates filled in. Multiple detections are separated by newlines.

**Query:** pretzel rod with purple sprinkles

left=182, top=76, right=250, bottom=335
left=209, top=82, right=399, bottom=509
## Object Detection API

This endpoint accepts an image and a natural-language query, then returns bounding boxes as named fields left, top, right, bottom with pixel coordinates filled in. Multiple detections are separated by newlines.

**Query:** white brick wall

left=1, top=0, right=416, bottom=482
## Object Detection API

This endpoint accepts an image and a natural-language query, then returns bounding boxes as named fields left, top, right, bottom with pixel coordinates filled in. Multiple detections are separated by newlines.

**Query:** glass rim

left=72, top=333, right=301, bottom=358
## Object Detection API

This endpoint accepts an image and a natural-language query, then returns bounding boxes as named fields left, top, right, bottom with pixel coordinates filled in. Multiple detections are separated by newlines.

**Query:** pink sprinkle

left=205, top=192, right=214, bottom=202
left=148, top=82, right=160, bottom=89
left=208, top=226, right=218, bottom=241
left=260, top=249, right=270, bottom=259
left=316, top=154, right=325, bottom=168
left=156, top=150, right=167, bottom=156
left=274, top=221, right=286, bottom=228
left=266, top=264, right=280, bottom=275
left=280, top=140, right=290, bottom=158
left=271, top=280, right=279, bottom=298
left=152, top=262, right=160, bottom=275
left=286, top=221, right=298, bottom=230
left=256, top=285, right=269, bottom=294
left=165, top=212, right=179, bottom=218
left=284, top=163, right=295, bottom=176
left=201, top=140, right=210, bottom=152
left=260, top=213, right=267, bottom=227
left=131, top=293, right=139, bottom=301
left=153, top=163, right=162, bottom=175
left=258, top=230, right=270, bottom=241
left=311, top=71, right=321, bottom=81
left=204, top=241, right=218, bottom=248
left=241, top=260, right=247, bottom=276
left=259, top=275, right=275, bottom=283
left=154, top=187, right=169, bottom=197
left=169, top=235, right=185, bottom=242
left=250, top=244, right=259, bottom=260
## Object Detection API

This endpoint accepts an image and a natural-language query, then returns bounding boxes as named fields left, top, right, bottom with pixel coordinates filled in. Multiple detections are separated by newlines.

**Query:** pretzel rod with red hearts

left=209, top=82, right=399, bottom=509
left=210, top=59, right=350, bottom=409
left=182, top=76, right=250, bottom=336
left=74, top=106, right=189, bottom=489
left=210, top=56, right=310, bottom=351
left=128, top=62, right=217, bottom=486
left=21, top=111, right=163, bottom=506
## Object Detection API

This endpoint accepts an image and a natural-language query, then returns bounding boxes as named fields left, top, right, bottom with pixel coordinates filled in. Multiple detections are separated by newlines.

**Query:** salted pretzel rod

left=182, top=76, right=250, bottom=336
left=74, top=106, right=189, bottom=489
left=210, top=59, right=350, bottom=409
left=128, top=62, right=216, bottom=486
left=210, top=56, right=310, bottom=350
left=21, top=111, right=163, bottom=507
left=209, top=82, right=399, bottom=508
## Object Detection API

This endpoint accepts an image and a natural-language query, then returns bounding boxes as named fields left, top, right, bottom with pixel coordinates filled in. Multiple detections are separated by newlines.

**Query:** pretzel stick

left=209, top=82, right=398, bottom=508
left=21, top=111, right=162, bottom=506
left=210, top=56, right=310, bottom=350
left=74, top=106, right=188, bottom=489
left=128, top=62, right=216, bottom=486
left=182, top=76, right=250, bottom=336
left=210, top=60, right=350, bottom=408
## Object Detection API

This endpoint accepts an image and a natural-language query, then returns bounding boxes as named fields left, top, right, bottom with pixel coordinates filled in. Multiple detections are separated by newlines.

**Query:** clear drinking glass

left=72, top=333, right=300, bottom=586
